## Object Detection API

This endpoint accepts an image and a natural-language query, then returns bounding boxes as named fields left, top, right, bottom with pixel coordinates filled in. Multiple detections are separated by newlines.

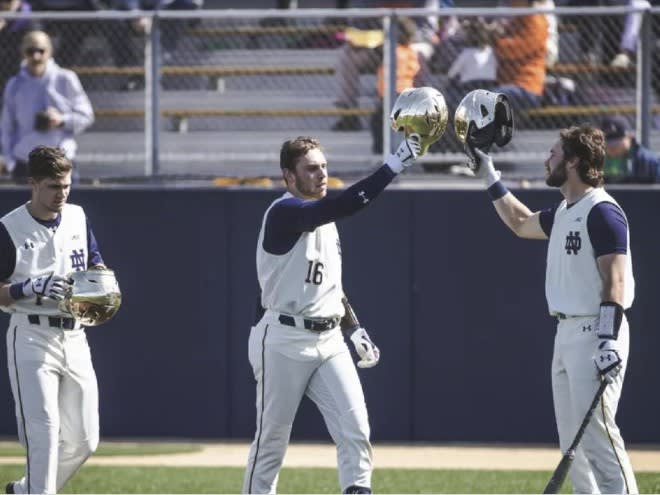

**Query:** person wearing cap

left=601, top=115, right=660, bottom=183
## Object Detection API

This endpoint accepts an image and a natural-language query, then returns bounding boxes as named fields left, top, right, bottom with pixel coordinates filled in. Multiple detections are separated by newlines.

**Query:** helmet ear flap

left=494, top=94, right=514, bottom=147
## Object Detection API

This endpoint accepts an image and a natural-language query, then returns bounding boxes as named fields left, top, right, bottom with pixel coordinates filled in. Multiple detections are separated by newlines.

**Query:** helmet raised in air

left=390, top=86, right=448, bottom=156
left=454, top=89, right=514, bottom=170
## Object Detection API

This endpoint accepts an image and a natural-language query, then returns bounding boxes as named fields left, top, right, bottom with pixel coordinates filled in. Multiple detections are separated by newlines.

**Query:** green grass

left=0, top=465, right=659, bottom=493
left=0, top=441, right=202, bottom=457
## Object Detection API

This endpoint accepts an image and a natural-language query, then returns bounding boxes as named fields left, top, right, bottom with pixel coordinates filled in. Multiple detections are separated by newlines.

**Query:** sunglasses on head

left=25, top=47, right=46, bottom=55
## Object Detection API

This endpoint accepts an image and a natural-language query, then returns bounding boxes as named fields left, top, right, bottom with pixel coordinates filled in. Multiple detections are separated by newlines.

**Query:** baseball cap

left=601, top=115, right=630, bottom=142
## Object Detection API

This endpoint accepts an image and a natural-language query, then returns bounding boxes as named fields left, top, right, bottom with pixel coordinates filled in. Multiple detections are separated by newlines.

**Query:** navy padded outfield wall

left=0, top=187, right=657, bottom=443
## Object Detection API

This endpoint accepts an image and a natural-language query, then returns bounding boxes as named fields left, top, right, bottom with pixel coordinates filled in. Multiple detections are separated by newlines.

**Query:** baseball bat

left=542, top=379, right=608, bottom=494
left=341, top=296, right=360, bottom=331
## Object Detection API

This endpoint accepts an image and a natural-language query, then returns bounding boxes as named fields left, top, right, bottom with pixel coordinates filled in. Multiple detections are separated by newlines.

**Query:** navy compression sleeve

left=87, top=216, right=105, bottom=266
left=263, top=164, right=396, bottom=254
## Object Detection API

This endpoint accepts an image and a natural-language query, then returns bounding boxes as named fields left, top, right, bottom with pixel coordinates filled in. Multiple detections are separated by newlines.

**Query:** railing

left=0, top=6, right=658, bottom=180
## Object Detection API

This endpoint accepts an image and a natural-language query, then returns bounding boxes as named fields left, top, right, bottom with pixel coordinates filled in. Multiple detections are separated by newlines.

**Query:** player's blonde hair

left=559, top=124, right=605, bottom=187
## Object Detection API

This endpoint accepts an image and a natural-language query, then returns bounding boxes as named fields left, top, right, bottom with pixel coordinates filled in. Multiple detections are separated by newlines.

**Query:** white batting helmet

left=454, top=89, right=514, bottom=170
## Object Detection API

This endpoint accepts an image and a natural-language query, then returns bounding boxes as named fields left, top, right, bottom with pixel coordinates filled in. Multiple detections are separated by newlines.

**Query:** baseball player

left=243, top=134, right=420, bottom=494
left=0, top=146, right=106, bottom=494
left=472, top=124, right=637, bottom=493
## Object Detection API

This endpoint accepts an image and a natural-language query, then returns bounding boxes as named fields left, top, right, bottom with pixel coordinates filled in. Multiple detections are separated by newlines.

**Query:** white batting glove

left=387, top=134, right=421, bottom=174
left=593, top=339, right=623, bottom=383
left=350, top=327, right=380, bottom=368
left=473, top=148, right=501, bottom=188
left=21, top=273, right=69, bottom=301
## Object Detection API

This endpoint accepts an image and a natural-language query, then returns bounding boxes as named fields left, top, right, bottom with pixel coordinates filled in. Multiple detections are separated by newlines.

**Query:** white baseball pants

left=551, top=315, right=638, bottom=494
left=6, top=313, right=99, bottom=494
left=243, top=311, right=373, bottom=494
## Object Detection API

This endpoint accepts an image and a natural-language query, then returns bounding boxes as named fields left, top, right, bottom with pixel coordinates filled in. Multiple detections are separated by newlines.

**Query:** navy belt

left=28, top=314, right=77, bottom=330
left=278, top=314, right=340, bottom=332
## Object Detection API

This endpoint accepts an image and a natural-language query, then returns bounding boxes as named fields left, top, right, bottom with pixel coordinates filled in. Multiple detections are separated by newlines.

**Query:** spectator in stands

left=600, top=115, right=660, bottom=183
left=332, top=0, right=450, bottom=131
left=610, top=0, right=650, bottom=69
left=490, top=0, right=549, bottom=110
left=370, top=16, right=433, bottom=153
left=1, top=31, right=94, bottom=181
left=447, top=17, right=497, bottom=95
left=0, top=0, right=36, bottom=96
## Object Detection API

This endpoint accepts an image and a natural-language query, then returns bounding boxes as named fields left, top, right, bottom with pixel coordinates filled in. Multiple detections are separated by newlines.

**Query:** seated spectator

left=1, top=31, right=94, bottom=182
left=370, top=16, right=433, bottom=153
left=447, top=17, right=497, bottom=96
left=491, top=0, right=548, bottom=111
left=610, top=0, right=650, bottom=69
left=332, top=0, right=451, bottom=131
left=600, top=115, right=660, bottom=183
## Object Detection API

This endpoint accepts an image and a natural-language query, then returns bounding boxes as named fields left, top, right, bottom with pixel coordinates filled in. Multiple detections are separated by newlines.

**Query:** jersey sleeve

left=0, top=222, right=16, bottom=281
left=587, top=202, right=628, bottom=258
left=86, top=216, right=105, bottom=267
left=263, top=164, right=396, bottom=255
left=538, top=204, right=558, bottom=238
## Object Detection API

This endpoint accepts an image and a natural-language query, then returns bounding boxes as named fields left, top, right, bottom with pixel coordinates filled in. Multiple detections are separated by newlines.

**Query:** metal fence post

left=636, top=5, right=651, bottom=147
left=382, top=13, right=397, bottom=160
left=147, top=12, right=161, bottom=177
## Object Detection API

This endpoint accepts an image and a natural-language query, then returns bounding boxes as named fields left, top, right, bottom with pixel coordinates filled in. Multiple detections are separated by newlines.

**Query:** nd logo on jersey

left=565, top=231, right=582, bottom=255
left=70, top=249, right=86, bottom=271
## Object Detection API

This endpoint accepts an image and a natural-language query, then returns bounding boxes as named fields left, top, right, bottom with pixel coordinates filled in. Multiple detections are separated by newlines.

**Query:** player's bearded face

left=546, top=158, right=568, bottom=187
left=545, top=140, right=568, bottom=187
left=290, top=149, right=328, bottom=200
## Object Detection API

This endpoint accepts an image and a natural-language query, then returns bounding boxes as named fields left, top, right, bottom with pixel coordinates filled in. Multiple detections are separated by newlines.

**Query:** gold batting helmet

left=390, top=86, right=448, bottom=156
left=454, top=89, right=514, bottom=170
left=59, top=267, right=122, bottom=326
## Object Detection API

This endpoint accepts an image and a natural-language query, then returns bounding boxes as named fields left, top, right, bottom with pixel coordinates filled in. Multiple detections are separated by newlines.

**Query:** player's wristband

left=487, top=181, right=509, bottom=201
left=597, top=301, right=624, bottom=340
left=386, top=154, right=404, bottom=174
left=9, top=282, right=26, bottom=300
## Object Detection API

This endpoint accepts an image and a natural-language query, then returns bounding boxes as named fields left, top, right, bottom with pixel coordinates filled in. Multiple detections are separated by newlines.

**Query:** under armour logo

left=565, top=231, right=582, bottom=255
left=358, top=191, right=369, bottom=204
left=574, top=217, right=583, bottom=222
left=70, top=249, right=86, bottom=271
left=582, top=324, right=592, bottom=332
left=600, top=354, right=614, bottom=363
left=23, top=240, right=34, bottom=249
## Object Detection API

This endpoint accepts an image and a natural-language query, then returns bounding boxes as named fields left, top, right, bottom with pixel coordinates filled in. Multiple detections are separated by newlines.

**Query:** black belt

left=28, top=314, right=77, bottom=330
left=278, top=314, right=340, bottom=332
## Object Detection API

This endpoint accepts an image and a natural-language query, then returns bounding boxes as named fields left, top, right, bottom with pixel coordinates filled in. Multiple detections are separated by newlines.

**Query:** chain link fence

left=0, top=6, right=658, bottom=182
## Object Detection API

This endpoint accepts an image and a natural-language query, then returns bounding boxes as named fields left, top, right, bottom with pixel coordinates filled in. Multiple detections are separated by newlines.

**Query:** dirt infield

left=2, top=443, right=658, bottom=472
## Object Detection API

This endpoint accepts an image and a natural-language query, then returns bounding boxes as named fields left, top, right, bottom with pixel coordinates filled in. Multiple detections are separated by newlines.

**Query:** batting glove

left=20, top=273, right=69, bottom=301
left=593, top=339, right=623, bottom=383
left=350, top=327, right=380, bottom=369
left=473, top=148, right=501, bottom=188
left=387, top=134, right=421, bottom=174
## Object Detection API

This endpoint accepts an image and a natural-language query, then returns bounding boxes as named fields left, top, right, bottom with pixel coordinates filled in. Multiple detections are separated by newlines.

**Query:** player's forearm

left=493, top=193, right=535, bottom=236
left=598, top=254, right=627, bottom=305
